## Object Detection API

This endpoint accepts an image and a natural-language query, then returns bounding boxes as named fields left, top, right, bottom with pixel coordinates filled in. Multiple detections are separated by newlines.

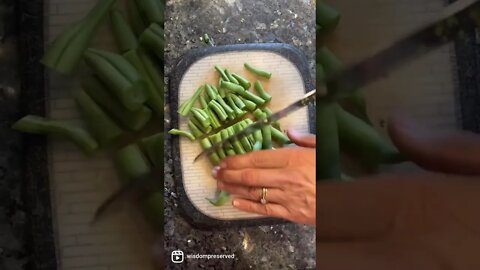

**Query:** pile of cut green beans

left=12, top=0, right=165, bottom=230
left=316, top=1, right=405, bottom=181
left=169, top=64, right=290, bottom=206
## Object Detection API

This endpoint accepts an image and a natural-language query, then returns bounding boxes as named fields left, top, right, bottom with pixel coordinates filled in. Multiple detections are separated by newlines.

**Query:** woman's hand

left=212, top=130, right=316, bottom=225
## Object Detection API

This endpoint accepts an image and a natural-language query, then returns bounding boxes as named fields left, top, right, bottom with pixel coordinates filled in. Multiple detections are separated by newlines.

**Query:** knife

left=194, top=0, right=480, bottom=162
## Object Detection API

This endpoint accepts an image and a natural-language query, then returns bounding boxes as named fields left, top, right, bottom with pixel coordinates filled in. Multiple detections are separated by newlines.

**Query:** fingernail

left=220, top=161, right=227, bottom=169
left=212, top=166, right=220, bottom=178
left=288, top=129, right=302, bottom=137
left=232, top=200, right=239, bottom=207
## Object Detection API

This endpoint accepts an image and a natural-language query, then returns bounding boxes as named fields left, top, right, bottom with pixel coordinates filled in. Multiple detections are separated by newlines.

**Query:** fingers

left=232, top=198, right=290, bottom=220
left=388, top=113, right=480, bottom=175
left=287, top=129, right=316, bottom=148
left=215, top=168, right=295, bottom=187
left=218, top=182, right=284, bottom=203
left=220, top=149, right=291, bottom=170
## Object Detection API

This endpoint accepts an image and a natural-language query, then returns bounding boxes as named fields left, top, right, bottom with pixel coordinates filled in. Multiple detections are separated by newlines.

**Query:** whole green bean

left=225, top=69, right=239, bottom=84
left=200, top=138, right=221, bottom=165
left=168, top=129, right=195, bottom=141
left=232, top=73, right=251, bottom=90
left=188, top=120, right=203, bottom=138
left=208, top=100, right=228, bottom=121
left=75, top=90, right=124, bottom=146
left=244, top=63, right=272, bottom=79
left=12, top=115, right=98, bottom=154
left=254, top=81, right=272, bottom=102
left=215, top=65, right=229, bottom=81
left=237, top=90, right=265, bottom=106
left=221, top=81, right=245, bottom=93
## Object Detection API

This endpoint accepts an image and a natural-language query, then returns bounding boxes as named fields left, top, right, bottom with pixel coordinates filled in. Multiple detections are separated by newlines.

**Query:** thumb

left=388, top=113, right=480, bottom=175
left=287, top=129, right=316, bottom=148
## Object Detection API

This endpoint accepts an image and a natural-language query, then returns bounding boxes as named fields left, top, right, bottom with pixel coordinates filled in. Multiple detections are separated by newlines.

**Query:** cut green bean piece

left=210, top=133, right=226, bottom=159
left=244, top=63, right=272, bottom=79
left=234, top=123, right=252, bottom=152
left=200, top=138, right=221, bottom=165
left=221, top=81, right=245, bottom=93
left=218, top=80, right=226, bottom=98
left=207, top=191, right=230, bottom=207
left=205, top=107, right=221, bottom=129
left=110, top=9, right=137, bottom=53
left=232, top=73, right=251, bottom=90
left=81, top=75, right=152, bottom=131
left=226, top=95, right=245, bottom=117
left=215, top=96, right=235, bottom=119
left=215, top=65, right=229, bottom=81
left=75, top=90, right=124, bottom=146
left=230, top=94, right=246, bottom=110
left=225, top=69, right=239, bottom=84
left=252, top=141, right=263, bottom=151
left=199, top=95, right=208, bottom=109
left=139, top=24, right=164, bottom=63
left=221, top=129, right=236, bottom=156
left=168, top=129, right=195, bottom=141
left=178, top=86, right=205, bottom=116
left=253, top=109, right=264, bottom=120
left=270, top=126, right=290, bottom=146
left=191, top=108, right=211, bottom=128
left=241, top=97, right=257, bottom=111
left=140, top=132, right=164, bottom=167
left=254, top=81, right=272, bottom=102
left=206, top=84, right=218, bottom=101
left=208, top=100, right=228, bottom=121
left=188, top=120, right=203, bottom=138
left=237, top=90, right=265, bottom=106
left=12, top=115, right=98, bottom=154
left=254, top=129, right=263, bottom=144
left=262, top=124, right=273, bottom=150
left=263, top=107, right=281, bottom=129
left=42, top=0, right=117, bottom=74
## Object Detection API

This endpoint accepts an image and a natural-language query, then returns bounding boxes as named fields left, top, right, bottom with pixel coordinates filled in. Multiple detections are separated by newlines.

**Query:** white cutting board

left=177, top=51, right=310, bottom=220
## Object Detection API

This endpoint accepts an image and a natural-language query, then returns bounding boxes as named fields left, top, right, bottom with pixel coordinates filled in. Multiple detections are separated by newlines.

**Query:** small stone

left=288, top=245, right=294, bottom=253
left=261, top=256, right=268, bottom=262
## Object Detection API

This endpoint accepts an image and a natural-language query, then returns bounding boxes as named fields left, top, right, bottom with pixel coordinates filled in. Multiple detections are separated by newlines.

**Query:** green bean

left=191, top=108, right=211, bottom=128
left=262, top=124, right=273, bottom=150
left=139, top=24, right=164, bottom=63
left=199, top=94, right=208, bottom=109
left=218, top=79, right=226, bottom=98
left=137, top=0, right=164, bottom=25
left=270, top=126, right=290, bottom=146
left=123, top=49, right=163, bottom=116
left=210, top=133, right=226, bottom=160
left=221, top=81, right=245, bottom=93
left=75, top=90, right=124, bottom=146
left=81, top=75, right=152, bottom=131
left=215, top=96, right=235, bottom=119
left=253, top=109, right=264, bottom=120
left=137, top=47, right=164, bottom=97
left=178, top=85, right=205, bottom=116
left=210, top=85, right=220, bottom=95
left=200, top=138, right=221, bottom=165
left=128, top=0, right=148, bottom=36
left=191, top=117, right=211, bottom=134
left=230, top=94, right=246, bottom=109
left=232, top=73, right=251, bottom=90
left=254, top=81, right=272, bottom=102
left=254, top=128, right=263, bottom=145
left=225, top=69, right=239, bottom=84
left=221, top=129, right=236, bottom=156
left=140, top=132, right=164, bottom=167
left=84, top=50, right=147, bottom=111
left=215, top=65, right=229, bottom=81
left=205, top=107, right=221, bottom=129
left=41, top=0, right=117, bottom=74
left=237, top=90, right=265, bottom=106
left=334, top=104, right=404, bottom=167
left=234, top=123, right=252, bottom=152
left=113, top=144, right=150, bottom=184
left=316, top=102, right=341, bottom=180
left=168, top=129, right=195, bottom=141
left=206, top=84, right=218, bottom=101
left=208, top=100, right=228, bottom=121
left=110, top=9, right=137, bottom=53
left=239, top=120, right=256, bottom=146
left=226, top=95, right=245, bottom=117
left=207, top=191, right=230, bottom=207
left=263, top=107, right=281, bottom=129
left=188, top=120, right=203, bottom=138
left=241, top=97, right=257, bottom=111
left=229, top=127, right=246, bottom=155
left=12, top=115, right=98, bottom=154
left=244, top=63, right=272, bottom=79
left=316, top=1, right=341, bottom=35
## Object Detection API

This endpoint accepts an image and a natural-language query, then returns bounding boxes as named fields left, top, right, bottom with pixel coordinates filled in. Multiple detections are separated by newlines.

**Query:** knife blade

left=194, top=0, right=480, bottom=161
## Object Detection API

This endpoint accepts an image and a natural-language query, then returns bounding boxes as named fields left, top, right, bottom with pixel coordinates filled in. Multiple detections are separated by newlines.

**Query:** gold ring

left=260, top=187, right=268, bottom=205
